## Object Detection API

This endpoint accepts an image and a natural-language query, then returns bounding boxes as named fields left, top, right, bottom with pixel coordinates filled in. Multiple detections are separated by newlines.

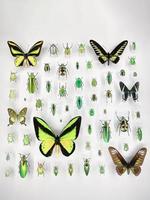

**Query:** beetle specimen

left=65, top=105, right=69, bottom=112
left=7, top=133, right=15, bottom=143
left=78, top=43, right=85, bottom=54
left=5, top=168, right=13, bottom=177
left=9, top=89, right=16, bottom=100
left=10, top=72, right=17, bottom=82
left=49, top=44, right=58, bottom=56
left=46, top=81, right=51, bottom=93
left=53, top=166, right=59, bottom=176
left=86, top=61, right=92, bottom=69
left=76, top=96, right=83, bottom=109
left=129, top=56, right=136, bottom=65
left=75, top=78, right=83, bottom=89
left=44, top=63, right=50, bottom=72
left=84, top=158, right=90, bottom=176
left=130, top=42, right=136, bottom=51
left=99, top=165, right=105, bottom=174
left=124, top=143, right=129, bottom=151
left=23, top=134, right=31, bottom=145
left=37, top=162, right=45, bottom=176
left=137, top=127, right=142, bottom=141
left=19, top=154, right=29, bottom=178
left=85, top=141, right=91, bottom=150
left=36, top=99, right=43, bottom=110
left=63, top=43, right=72, bottom=55
left=88, top=124, right=92, bottom=135
left=106, top=90, right=112, bottom=103
left=59, top=84, right=67, bottom=97
left=133, top=72, right=137, bottom=77
left=58, top=63, right=68, bottom=78
left=106, top=71, right=112, bottom=85
left=27, top=73, right=38, bottom=94
left=136, top=111, right=140, bottom=118
left=116, top=112, right=130, bottom=135
left=91, top=94, right=97, bottom=101
left=68, top=163, right=73, bottom=176
left=100, top=120, right=111, bottom=143
left=51, top=103, right=56, bottom=116
left=76, top=61, right=79, bottom=69
left=6, top=152, right=11, bottom=161
left=120, top=69, right=125, bottom=76
left=89, top=108, right=95, bottom=116
left=91, top=78, right=97, bottom=87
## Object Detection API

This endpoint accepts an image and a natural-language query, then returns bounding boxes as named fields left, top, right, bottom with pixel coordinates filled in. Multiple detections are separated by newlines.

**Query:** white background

left=0, top=0, right=150, bottom=200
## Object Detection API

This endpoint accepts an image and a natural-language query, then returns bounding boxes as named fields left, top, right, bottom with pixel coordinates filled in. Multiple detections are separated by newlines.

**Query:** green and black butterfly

left=7, top=41, right=43, bottom=67
left=109, top=146, right=147, bottom=176
left=89, top=40, right=128, bottom=65
left=119, top=81, right=139, bottom=101
left=8, top=107, right=27, bottom=126
left=33, top=116, right=81, bottom=157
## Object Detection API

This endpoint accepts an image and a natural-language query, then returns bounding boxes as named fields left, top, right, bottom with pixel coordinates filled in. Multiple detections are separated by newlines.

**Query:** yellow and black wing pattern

left=90, top=40, right=128, bottom=65
left=33, top=116, right=81, bottom=157
left=7, top=41, right=43, bottom=67
left=8, top=107, right=27, bottom=126
left=108, top=146, right=147, bottom=176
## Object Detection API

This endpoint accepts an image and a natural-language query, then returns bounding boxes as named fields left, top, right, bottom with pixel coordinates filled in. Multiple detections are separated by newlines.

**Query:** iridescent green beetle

left=89, top=108, right=95, bottom=116
left=137, top=127, right=142, bottom=141
left=84, top=158, right=90, bottom=176
left=75, top=78, right=83, bottom=89
left=106, top=71, right=112, bottom=85
left=19, top=154, right=29, bottom=178
left=129, top=56, right=136, bottom=65
left=78, top=43, right=85, bottom=54
left=23, top=134, right=31, bottom=145
left=76, top=96, right=83, bottom=109
left=68, top=163, right=73, bottom=176
left=100, top=120, right=111, bottom=143
left=59, top=84, right=67, bottom=97
left=27, top=73, right=38, bottom=94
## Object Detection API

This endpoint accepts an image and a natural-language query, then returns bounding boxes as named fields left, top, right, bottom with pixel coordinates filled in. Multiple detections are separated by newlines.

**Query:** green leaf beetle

left=76, top=96, right=83, bottom=109
left=27, top=73, right=38, bottom=94
left=19, top=154, right=29, bottom=178
left=100, top=120, right=111, bottom=143
left=78, top=43, right=85, bottom=54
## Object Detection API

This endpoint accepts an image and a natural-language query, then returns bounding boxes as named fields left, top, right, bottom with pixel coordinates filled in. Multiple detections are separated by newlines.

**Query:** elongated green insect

left=106, top=71, right=112, bottom=85
left=19, top=154, right=29, bottom=178
left=100, top=121, right=111, bottom=143
left=76, top=96, right=83, bottom=109
left=137, top=127, right=142, bottom=141
left=84, top=159, right=90, bottom=176
left=27, top=73, right=38, bottom=94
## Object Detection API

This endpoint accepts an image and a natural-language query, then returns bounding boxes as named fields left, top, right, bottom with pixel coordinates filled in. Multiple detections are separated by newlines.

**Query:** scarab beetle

left=116, top=112, right=130, bottom=135
left=58, top=63, right=68, bottom=78
left=19, top=154, right=29, bottom=178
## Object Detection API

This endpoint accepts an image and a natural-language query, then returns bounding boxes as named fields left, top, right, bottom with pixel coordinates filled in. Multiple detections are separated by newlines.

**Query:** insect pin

left=63, top=43, right=72, bottom=56
left=100, top=120, right=111, bottom=143
left=78, top=43, right=85, bottom=54
left=19, top=154, right=29, bottom=178
left=37, top=162, right=45, bottom=176
left=49, top=44, right=58, bottom=56
left=116, top=112, right=130, bottom=135
left=27, top=73, right=38, bottom=94
left=58, top=63, right=68, bottom=78
left=84, top=158, right=90, bottom=176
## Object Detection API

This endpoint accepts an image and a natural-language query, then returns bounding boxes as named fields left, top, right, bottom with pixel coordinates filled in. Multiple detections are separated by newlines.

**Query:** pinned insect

left=88, top=124, right=92, bottom=135
left=9, top=89, right=16, bottom=100
left=68, top=163, right=73, bottom=176
left=19, top=154, right=29, bottom=178
left=78, top=43, right=85, bottom=54
left=6, top=152, right=11, bottom=161
left=133, top=72, right=137, bottom=77
left=76, top=96, right=83, bottom=109
left=85, top=142, right=91, bottom=151
left=106, top=90, right=112, bottom=103
left=37, top=162, right=45, bottom=176
left=84, top=158, right=90, bottom=176
left=89, top=108, right=95, bottom=116
left=106, top=71, right=112, bottom=85
left=10, top=72, right=17, bottom=82
left=5, top=168, right=13, bottom=177
left=116, top=112, right=130, bottom=135
left=36, top=99, right=43, bottom=111
left=129, top=56, right=136, bottom=65
left=53, top=166, right=59, bottom=176
left=58, top=63, right=68, bottom=78
left=46, top=81, right=51, bottom=93
left=7, top=133, right=15, bottom=143
left=76, top=61, right=79, bottom=69
left=27, top=73, right=38, bottom=94
left=100, top=120, right=111, bottom=143
left=44, top=63, right=50, bottom=72
left=65, top=105, right=69, bottom=112
left=120, top=69, right=125, bottom=76
left=49, top=44, right=58, bottom=56
left=86, top=61, right=92, bottom=69
left=75, top=78, right=83, bottom=89
left=59, top=84, right=67, bottom=97
left=99, top=165, right=105, bottom=174
left=91, top=78, right=97, bottom=87
left=131, top=42, right=136, bottom=51
left=51, top=103, right=56, bottom=116
left=137, top=127, right=143, bottom=141
left=136, top=111, right=140, bottom=118
left=124, top=143, right=129, bottom=151
left=91, top=94, right=97, bottom=101
left=63, top=43, right=72, bottom=55
left=23, top=134, right=31, bottom=145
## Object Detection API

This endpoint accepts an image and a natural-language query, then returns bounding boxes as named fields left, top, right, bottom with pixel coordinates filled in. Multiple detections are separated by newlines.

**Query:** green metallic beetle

left=63, top=43, right=72, bottom=55
left=46, top=81, right=51, bottom=93
left=89, top=108, right=95, bottom=116
left=75, top=78, right=83, bottom=89
left=78, top=43, right=85, bottom=54
left=19, top=154, right=29, bottom=178
left=100, top=120, right=111, bottom=143
left=129, top=56, right=136, bottom=65
left=137, top=127, right=142, bottom=141
left=27, top=73, right=38, bottom=94
left=68, top=163, right=73, bottom=176
left=59, top=84, right=67, bottom=97
left=86, top=61, right=92, bottom=69
left=23, top=134, right=31, bottom=145
left=99, top=165, right=105, bottom=174
left=76, top=96, right=83, bottom=109
left=106, top=71, right=112, bottom=85
left=84, top=158, right=90, bottom=176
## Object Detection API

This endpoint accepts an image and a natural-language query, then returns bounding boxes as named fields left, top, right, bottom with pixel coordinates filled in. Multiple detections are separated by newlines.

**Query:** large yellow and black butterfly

left=8, top=107, right=27, bottom=126
left=33, top=116, right=82, bottom=157
left=108, top=146, right=147, bottom=176
left=7, top=41, right=43, bottom=67
left=90, top=40, right=128, bottom=65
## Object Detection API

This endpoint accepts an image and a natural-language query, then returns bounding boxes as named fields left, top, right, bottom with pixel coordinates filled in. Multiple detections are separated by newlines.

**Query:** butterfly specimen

left=89, top=40, right=128, bottom=65
left=8, top=107, right=27, bottom=126
left=7, top=41, right=43, bottom=67
left=108, top=146, right=147, bottom=176
left=119, top=81, right=139, bottom=101
left=33, top=116, right=82, bottom=157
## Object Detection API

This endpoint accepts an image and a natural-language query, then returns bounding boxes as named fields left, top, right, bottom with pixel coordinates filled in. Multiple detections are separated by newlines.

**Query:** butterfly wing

left=59, top=116, right=82, bottom=156
left=7, top=41, right=25, bottom=67
left=130, top=82, right=139, bottom=101
left=33, top=117, right=56, bottom=157
left=89, top=40, right=108, bottom=64
left=108, top=146, right=128, bottom=175
left=8, top=108, right=17, bottom=126
left=110, top=40, right=128, bottom=64
left=129, top=148, right=147, bottom=176
left=26, top=41, right=43, bottom=66
left=119, top=81, right=130, bottom=101
left=18, top=107, right=27, bottom=125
